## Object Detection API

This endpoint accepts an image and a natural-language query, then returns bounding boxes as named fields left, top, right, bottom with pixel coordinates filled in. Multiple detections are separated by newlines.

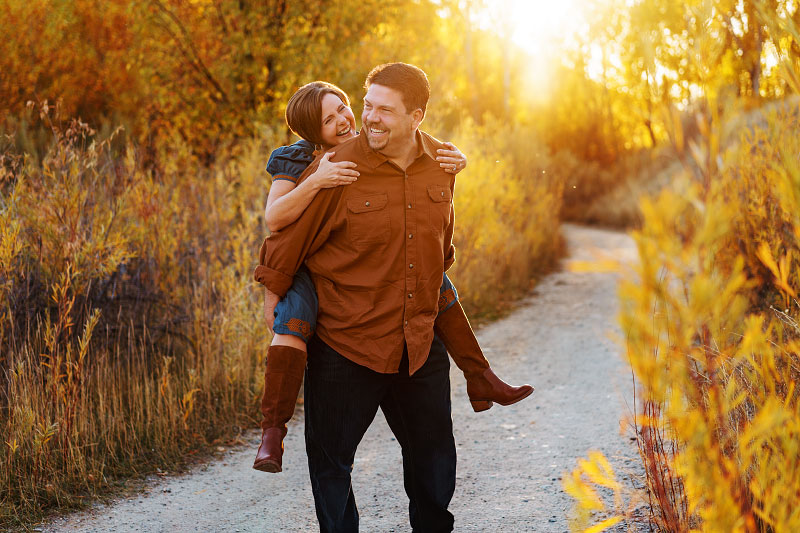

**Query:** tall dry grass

left=0, top=106, right=271, bottom=527
left=0, top=108, right=563, bottom=528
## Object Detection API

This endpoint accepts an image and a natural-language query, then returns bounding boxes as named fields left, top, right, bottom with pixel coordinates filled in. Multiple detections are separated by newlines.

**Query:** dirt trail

left=44, top=224, right=642, bottom=532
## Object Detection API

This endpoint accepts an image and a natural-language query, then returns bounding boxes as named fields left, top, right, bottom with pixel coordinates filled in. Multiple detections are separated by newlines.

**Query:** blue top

left=266, top=139, right=316, bottom=183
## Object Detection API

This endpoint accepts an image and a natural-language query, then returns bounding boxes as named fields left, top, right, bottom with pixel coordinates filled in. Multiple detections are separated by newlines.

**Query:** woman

left=254, top=81, right=533, bottom=473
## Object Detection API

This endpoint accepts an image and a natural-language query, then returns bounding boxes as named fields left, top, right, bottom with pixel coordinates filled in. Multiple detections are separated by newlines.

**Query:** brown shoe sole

left=253, top=459, right=282, bottom=473
left=470, top=386, right=534, bottom=412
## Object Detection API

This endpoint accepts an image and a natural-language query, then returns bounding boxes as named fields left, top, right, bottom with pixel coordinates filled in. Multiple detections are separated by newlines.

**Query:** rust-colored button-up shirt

left=254, top=130, right=455, bottom=375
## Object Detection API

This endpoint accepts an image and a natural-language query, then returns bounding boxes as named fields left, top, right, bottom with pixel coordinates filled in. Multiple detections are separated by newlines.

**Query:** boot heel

left=470, top=399, right=493, bottom=412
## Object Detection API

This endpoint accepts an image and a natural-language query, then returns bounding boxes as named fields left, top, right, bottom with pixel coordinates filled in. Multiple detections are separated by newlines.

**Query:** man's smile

left=367, top=125, right=388, bottom=137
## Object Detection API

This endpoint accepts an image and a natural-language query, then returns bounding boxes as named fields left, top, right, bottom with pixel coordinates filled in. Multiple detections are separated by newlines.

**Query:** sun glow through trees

left=479, top=0, right=598, bottom=95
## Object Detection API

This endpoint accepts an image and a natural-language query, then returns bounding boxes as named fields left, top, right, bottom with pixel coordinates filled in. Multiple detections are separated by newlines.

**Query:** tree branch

left=150, top=0, right=230, bottom=104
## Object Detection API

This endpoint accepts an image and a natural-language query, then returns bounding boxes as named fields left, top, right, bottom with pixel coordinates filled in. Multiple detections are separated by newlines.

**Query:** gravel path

left=44, top=224, right=643, bottom=532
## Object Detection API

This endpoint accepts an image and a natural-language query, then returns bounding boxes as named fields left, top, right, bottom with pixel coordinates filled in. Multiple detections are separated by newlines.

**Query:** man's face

left=361, top=84, right=420, bottom=153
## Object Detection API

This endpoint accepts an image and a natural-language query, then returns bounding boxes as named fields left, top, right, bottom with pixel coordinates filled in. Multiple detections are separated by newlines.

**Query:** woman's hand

left=306, top=152, right=359, bottom=190
left=436, top=142, right=467, bottom=174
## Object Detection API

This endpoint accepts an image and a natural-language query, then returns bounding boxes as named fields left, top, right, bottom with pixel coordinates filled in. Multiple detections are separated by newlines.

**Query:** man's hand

left=263, top=288, right=280, bottom=332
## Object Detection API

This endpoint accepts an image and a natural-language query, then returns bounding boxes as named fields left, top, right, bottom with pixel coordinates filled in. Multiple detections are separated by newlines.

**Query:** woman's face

left=319, top=93, right=357, bottom=147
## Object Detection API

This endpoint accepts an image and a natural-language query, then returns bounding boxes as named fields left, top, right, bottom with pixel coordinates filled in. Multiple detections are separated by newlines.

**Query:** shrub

left=565, top=103, right=800, bottom=532
left=443, top=119, right=564, bottom=317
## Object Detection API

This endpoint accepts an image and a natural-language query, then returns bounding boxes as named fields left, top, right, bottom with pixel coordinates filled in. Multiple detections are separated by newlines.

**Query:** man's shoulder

left=294, top=137, right=363, bottom=185
left=327, top=134, right=364, bottom=161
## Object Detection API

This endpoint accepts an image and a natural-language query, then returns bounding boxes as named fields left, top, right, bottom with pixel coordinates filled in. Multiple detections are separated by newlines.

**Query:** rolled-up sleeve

left=253, top=164, right=343, bottom=297
left=253, top=240, right=295, bottom=296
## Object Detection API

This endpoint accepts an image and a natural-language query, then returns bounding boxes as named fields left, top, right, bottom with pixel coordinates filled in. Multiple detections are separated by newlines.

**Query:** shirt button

left=409, top=263, right=414, bottom=269
left=365, top=201, right=370, bottom=207
left=441, top=191, right=445, bottom=197
left=404, top=320, right=408, bottom=326
left=407, top=204, right=412, bottom=209
left=408, top=293, right=413, bottom=298
left=408, top=233, right=413, bottom=239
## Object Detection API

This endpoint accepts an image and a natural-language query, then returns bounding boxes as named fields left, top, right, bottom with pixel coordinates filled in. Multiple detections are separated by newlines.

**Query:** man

left=254, top=63, right=457, bottom=532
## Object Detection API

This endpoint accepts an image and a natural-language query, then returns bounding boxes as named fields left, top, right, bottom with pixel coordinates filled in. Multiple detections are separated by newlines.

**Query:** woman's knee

left=271, top=333, right=308, bottom=351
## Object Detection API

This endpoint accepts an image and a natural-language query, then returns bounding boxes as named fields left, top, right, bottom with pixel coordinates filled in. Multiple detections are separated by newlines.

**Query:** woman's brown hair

left=285, top=81, right=350, bottom=146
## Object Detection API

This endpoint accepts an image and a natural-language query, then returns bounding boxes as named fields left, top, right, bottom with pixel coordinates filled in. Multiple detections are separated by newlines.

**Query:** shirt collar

left=416, top=130, right=439, bottom=160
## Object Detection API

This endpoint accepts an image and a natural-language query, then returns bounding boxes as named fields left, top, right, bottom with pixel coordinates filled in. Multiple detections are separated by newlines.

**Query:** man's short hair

left=365, top=63, right=430, bottom=116
left=285, top=81, right=350, bottom=146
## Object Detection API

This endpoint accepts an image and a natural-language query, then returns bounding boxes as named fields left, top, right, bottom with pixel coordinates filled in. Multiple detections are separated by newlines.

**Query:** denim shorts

left=274, top=268, right=459, bottom=344
left=273, top=265, right=318, bottom=343
left=438, top=273, right=458, bottom=314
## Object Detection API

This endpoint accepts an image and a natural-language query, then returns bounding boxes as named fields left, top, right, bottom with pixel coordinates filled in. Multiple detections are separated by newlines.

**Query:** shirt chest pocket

left=346, top=193, right=391, bottom=246
left=427, top=185, right=452, bottom=235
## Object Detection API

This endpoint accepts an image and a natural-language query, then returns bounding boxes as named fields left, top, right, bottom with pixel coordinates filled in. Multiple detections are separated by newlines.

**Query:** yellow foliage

left=563, top=450, right=627, bottom=532
left=568, top=103, right=800, bottom=532
left=566, top=7, right=800, bottom=521
left=442, top=118, right=563, bottom=317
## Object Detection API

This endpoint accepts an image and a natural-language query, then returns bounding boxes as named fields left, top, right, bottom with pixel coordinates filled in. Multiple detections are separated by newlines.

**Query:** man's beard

left=364, top=123, right=390, bottom=151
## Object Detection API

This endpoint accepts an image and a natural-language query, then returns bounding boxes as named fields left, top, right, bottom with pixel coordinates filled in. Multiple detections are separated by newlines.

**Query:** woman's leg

left=254, top=267, right=318, bottom=473
left=434, top=274, right=533, bottom=412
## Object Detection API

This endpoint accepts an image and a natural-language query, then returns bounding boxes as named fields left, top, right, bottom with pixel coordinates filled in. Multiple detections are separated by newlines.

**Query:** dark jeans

left=304, top=335, right=456, bottom=533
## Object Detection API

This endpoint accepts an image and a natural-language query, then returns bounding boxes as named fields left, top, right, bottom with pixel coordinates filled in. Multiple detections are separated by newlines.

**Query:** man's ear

left=411, top=108, right=424, bottom=129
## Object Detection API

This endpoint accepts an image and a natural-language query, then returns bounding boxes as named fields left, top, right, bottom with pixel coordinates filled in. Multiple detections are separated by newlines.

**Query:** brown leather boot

left=434, top=301, right=534, bottom=412
left=253, top=345, right=307, bottom=473
left=254, top=427, right=287, bottom=473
